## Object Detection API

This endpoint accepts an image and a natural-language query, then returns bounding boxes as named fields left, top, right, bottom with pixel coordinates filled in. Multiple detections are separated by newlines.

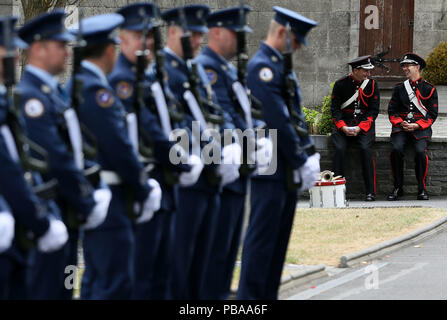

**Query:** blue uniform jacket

left=65, top=61, right=151, bottom=228
left=196, top=46, right=248, bottom=195
left=246, top=42, right=311, bottom=182
left=108, top=53, right=191, bottom=211
left=0, top=92, right=50, bottom=238
left=17, top=68, right=96, bottom=219
left=163, top=48, right=234, bottom=192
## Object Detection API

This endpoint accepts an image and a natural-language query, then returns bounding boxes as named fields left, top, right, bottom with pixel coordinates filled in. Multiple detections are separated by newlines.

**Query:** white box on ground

left=309, top=179, right=347, bottom=208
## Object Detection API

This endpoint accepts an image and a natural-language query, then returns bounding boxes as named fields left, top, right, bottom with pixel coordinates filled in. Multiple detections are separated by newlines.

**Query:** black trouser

left=390, top=131, right=429, bottom=192
left=331, top=131, right=376, bottom=195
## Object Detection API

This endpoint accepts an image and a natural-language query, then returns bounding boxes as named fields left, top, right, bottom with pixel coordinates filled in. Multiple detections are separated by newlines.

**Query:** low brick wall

left=300, top=135, right=447, bottom=200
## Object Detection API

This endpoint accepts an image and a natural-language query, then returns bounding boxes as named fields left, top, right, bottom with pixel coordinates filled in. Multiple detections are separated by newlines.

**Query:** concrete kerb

left=338, top=214, right=447, bottom=268
left=278, top=264, right=327, bottom=299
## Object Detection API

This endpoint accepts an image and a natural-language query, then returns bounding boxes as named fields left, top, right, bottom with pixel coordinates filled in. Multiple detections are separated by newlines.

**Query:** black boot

left=417, top=190, right=429, bottom=200
left=387, top=188, right=403, bottom=201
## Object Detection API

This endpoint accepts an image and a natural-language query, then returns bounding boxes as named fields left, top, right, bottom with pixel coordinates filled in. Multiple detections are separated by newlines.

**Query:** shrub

left=303, top=82, right=334, bottom=135
left=423, top=41, right=447, bottom=85
left=302, top=107, right=320, bottom=134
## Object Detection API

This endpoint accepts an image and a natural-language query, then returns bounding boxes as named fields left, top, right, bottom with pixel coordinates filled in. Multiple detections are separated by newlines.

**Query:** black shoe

left=417, top=190, right=429, bottom=200
left=365, top=193, right=375, bottom=201
left=387, top=188, right=403, bottom=201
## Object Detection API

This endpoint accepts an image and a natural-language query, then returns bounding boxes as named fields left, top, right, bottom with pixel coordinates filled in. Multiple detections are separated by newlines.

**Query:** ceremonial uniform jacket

left=66, top=61, right=151, bottom=229
left=331, top=74, right=380, bottom=135
left=17, top=66, right=96, bottom=220
left=195, top=46, right=248, bottom=195
left=107, top=53, right=191, bottom=211
left=246, top=42, right=311, bottom=182
left=388, top=77, right=438, bottom=140
left=0, top=87, right=62, bottom=263
left=0, top=88, right=50, bottom=238
left=162, top=47, right=234, bottom=191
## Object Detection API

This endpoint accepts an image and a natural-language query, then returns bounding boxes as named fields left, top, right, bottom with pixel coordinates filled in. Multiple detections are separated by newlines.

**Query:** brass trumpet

left=319, top=170, right=343, bottom=182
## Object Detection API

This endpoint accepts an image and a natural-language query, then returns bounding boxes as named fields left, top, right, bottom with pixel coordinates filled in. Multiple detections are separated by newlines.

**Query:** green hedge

left=423, top=41, right=447, bottom=85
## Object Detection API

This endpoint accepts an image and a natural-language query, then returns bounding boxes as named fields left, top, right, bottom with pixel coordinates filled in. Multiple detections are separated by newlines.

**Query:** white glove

left=81, top=188, right=112, bottom=230
left=255, top=137, right=273, bottom=175
left=136, top=178, right=162, bottom=224
left=0, top=211, right=15, bottom=254
left=179, top=154, right=204, bottom=187
left=298, top=153, right=321, bottom=193
left=218, top=143, right=241, bottom=186
left=37, top=218, right=69, bottom=253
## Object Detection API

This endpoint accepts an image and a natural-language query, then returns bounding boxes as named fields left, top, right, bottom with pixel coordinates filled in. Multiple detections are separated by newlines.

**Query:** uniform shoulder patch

left=116, top=81, right=134, bottom=99
left=259, top=67, right=274, bottom=82
left=96, top=89, right=115, bottom=108
left=24, top=98, right=45, bottom=118
left=205, top=68, right=218, bottom=85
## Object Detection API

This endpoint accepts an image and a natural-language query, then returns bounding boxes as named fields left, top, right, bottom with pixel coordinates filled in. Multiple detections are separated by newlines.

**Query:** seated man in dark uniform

left=330, top=55, right=380, bottom=201
left=387, top=53, right=438, bottom=201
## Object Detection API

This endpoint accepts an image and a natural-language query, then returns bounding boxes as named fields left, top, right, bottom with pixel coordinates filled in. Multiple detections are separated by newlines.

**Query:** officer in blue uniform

left=195, top=5, right=255, bottom=300
left=237, top=7, right=321, bottom=300
left=17, top=10, right=111, bottom=299
left=0, top=16, right=68, bottom=299
left=162, top=4, right=241, bottom=299
left=65, top=13, right=161, bottom=300
left=108, top=2, right=193, bottom=299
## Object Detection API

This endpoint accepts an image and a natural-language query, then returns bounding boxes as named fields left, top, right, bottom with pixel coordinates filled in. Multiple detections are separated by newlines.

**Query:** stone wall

left=302, top=135, right=447, bottom=200
left=414, top=0, right=447, bottom=59
left=9, top=0, right=447, bottom=106
left=0, top=0, right=12, bottom=15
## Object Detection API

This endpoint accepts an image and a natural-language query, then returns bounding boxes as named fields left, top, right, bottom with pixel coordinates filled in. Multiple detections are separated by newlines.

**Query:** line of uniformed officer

left=0, top=2, right=321, bottom=300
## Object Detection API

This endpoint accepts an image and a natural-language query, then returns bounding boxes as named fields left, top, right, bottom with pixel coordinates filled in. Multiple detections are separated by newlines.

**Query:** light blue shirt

left=81, top=60, right=110, bottom=88
left=25, top=65, right=59, bottom=92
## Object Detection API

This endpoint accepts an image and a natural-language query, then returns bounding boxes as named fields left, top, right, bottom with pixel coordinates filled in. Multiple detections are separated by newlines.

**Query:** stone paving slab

left=375, top=114, right=447, bottom=139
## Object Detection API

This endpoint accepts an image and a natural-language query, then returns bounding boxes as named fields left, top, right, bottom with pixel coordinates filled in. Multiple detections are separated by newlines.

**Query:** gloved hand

left=254, top=137, right=273, bottom=175
left=37, top=218, right=69, bottom=253
left=81, top=188, right=112, bottom=230
left=136, top=178, right=162, bottom=224
left=298, top=153, right=321, bottom=193
left=0, top=211, right=15, bottom=254
left=218, top=143, right=241, bottom=186
left=179, top=154, right=204, bottom=187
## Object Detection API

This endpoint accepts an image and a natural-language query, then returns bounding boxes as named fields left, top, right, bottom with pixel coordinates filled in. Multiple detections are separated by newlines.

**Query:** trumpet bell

left=320, top=170, right=334, bottom=182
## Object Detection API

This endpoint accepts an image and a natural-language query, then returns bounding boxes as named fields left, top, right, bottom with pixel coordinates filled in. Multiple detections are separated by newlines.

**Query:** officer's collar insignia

left=96, top=89, right=115, bottom=108
left=24, top=98, right=45, bottom=118
left=205, top=69, right=218, bottom=85
left=41, top=85, right=51, bottom=94
left=116, top=81, right=133, bottom=99
left=171, top=60, right=179, bottom=68
left=271, top=55, right=278, bottom=63
left=259, top=67, right=274, bottom=82
left=221, top=64, right=228, bottom=71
